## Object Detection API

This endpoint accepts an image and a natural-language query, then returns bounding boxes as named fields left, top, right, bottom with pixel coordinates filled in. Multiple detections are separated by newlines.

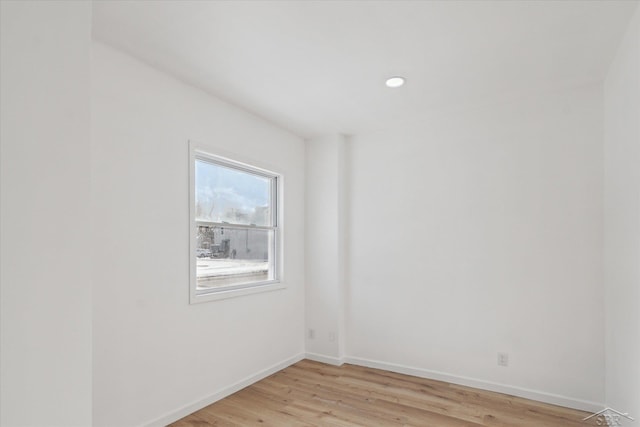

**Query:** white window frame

left=189, top=141, right=284, bottom=303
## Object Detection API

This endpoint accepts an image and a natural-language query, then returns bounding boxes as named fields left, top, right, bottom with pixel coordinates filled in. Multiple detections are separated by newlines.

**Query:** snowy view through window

left=195, top=158, right=276, bottom=290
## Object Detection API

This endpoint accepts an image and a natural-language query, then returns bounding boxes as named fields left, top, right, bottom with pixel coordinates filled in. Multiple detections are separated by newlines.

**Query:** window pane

left=195, top=159, right=272, bottom=226
left=196, top=225, right=275, bottom=290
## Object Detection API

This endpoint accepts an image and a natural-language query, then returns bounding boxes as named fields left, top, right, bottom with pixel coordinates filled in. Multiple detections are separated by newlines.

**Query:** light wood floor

left=171, top=359, right=590, bottom=426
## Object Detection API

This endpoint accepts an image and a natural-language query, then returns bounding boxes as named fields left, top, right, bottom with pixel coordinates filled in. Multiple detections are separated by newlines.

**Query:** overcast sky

left=195, top=159, right=270, bottom=224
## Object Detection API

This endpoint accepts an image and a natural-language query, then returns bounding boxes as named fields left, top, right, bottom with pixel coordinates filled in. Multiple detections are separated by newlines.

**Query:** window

left=189, top=142, right=281, bottom=303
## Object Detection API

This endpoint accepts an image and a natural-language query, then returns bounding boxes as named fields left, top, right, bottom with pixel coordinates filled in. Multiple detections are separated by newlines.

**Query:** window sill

left=190, top=280, right=286, bottom=304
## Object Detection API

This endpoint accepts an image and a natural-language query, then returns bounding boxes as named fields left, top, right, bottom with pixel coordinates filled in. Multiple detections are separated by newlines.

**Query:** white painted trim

left=188, top=139, right=286, bottom=304
left=143, top=353, right=305, bottom=427
left=141, top=351, right=603, bottom=426
left=192, top=281, right=287, bottom=303
left=305, top=352, right=345, bottom=366
left=344, top=356, right=604, bottom=413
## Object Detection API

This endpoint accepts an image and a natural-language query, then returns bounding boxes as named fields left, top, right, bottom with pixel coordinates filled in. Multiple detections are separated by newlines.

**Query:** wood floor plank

left=170, top=360, right=590, bottom=426
left=260, top=369, right=482, bottom=426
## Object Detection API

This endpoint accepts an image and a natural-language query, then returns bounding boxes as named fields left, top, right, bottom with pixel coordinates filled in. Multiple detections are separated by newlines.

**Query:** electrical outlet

left=497, top=352, right=509, bottom=367
left=308, top=329, right=315, bottom=339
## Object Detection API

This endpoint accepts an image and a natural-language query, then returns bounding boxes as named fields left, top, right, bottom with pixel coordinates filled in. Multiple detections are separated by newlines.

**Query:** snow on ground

left=196, top=258, right=269, bottom=289
left=196, top=258, right=268, bottom=277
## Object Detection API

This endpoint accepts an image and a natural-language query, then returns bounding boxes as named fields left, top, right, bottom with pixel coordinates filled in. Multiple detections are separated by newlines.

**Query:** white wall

left=345, top=84, right=605, bottom=409
left=0, top=1, right=93, bottom=425
left=604, top=4, right=640, bottom=421
left=305, top=135, right=348, bottom=362
left=91, top=42, right=305, bottom=426
left=2, top=3, right=635, bottom=425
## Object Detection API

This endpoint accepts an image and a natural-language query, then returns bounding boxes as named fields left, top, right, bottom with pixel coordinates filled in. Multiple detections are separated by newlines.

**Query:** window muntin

left=191, top=151, right=279, bottom=301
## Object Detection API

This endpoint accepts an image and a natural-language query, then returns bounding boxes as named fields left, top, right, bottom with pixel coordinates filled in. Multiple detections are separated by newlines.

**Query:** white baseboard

left=305, top=352, right=345, bottom=366
left=143, top=352, right=306, bottom=427
left=344, top=356, right=604, bottom=413
left=142, top=352, right=604, bottom=426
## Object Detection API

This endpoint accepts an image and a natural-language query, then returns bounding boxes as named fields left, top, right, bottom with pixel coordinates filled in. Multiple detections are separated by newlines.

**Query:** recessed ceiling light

left=385, top=76, right=405, bottom=88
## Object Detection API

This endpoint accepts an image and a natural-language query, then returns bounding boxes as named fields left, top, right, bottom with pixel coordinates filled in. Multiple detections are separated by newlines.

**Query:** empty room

left=1, top=0, right=639, bottom=426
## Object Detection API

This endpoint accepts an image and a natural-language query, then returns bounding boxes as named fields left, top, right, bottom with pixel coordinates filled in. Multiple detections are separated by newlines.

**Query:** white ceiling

left=92, top=0, right=637, bottom=138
